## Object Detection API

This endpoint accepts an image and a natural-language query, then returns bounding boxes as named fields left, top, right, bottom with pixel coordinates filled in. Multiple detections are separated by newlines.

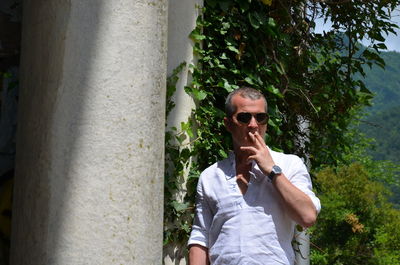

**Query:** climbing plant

left=163, top=0, right=400, bottom=258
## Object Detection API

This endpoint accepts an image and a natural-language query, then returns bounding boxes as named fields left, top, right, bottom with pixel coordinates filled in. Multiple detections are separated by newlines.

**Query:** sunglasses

left=234, top=112, right=268, bottom=125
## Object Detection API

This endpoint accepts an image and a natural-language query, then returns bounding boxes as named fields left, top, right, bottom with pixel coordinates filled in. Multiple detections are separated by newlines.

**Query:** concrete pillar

left=10, top=1, right=167, bottom=264
left=166, top=0, right=201, bottom=130
left=294, top=117, right=311, bottom=265
left=294, top=229, right=311, bottom=265
left=164, top=1, right=202, bottom=264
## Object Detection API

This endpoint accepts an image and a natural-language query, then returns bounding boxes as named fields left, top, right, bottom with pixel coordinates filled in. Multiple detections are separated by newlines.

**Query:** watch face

left=272, top=165, right=282, bottom=174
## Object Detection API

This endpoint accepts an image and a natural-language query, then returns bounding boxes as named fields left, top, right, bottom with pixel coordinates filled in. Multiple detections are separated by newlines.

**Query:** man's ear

left=224, top=117, right=232, bottom=133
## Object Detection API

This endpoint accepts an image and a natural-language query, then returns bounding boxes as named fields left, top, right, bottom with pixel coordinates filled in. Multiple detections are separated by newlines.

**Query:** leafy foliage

left=164, top=63, right=197, bottom=254
left=310, top=163, right=400, bottom=264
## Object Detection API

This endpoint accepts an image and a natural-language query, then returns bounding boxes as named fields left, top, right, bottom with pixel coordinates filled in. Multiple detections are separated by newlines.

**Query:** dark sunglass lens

left=236, top=112, right=252, bottom=123
left=255, top=113, right=268, bottom=124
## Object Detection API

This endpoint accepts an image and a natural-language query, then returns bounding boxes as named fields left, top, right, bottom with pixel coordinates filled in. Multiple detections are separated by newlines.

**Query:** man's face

left=224, top=94, right=267, bottom=149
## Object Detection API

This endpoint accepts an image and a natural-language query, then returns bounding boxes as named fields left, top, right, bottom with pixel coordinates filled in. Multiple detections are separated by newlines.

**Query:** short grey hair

left=225, top=87, right=268, bottom=117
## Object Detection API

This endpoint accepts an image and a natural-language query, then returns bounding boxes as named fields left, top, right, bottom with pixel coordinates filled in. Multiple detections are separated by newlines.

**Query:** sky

left=314, top=9, right=400, bottom=52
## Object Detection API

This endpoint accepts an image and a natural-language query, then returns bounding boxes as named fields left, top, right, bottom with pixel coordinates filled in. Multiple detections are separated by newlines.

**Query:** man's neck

left=233, top=146, right=251, bottom=172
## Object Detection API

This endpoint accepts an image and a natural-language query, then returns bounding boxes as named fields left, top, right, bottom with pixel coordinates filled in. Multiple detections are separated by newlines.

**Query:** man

left=188, top=87, right=321, bottom=265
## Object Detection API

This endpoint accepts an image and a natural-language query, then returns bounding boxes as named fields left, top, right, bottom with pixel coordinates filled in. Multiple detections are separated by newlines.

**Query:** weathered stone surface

left=11, top=1, right=167, bottom=264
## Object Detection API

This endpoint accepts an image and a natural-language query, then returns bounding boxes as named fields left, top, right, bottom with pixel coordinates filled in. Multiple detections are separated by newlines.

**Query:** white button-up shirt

left=188, top=149, right=321, bottom=265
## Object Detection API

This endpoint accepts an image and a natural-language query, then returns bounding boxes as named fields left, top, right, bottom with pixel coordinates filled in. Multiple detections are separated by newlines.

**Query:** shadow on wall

left=10, top=1, right=103, bottom=264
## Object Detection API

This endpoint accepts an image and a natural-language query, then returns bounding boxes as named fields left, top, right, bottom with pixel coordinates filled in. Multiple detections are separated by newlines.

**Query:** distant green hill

left=357, top=50, right=400, bottom=206
left=360, top=106, right=400, bottom=163
left=359, top=50, right=400, bottom=163
left=362, top=51, right=400, bottom=115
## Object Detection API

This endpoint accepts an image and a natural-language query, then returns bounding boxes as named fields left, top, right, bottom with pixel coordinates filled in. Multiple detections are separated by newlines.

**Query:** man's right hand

left=189, top=244, right=209, bottom=265
left=240, top=131, right=275, bottom=175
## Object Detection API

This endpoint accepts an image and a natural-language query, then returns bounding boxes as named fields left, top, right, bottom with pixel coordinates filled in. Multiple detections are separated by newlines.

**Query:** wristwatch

left=268, top=165, right=282, bottom=181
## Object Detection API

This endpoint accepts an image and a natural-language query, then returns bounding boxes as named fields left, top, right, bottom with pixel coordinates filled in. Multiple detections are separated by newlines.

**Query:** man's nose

left=248, top=116, right=258, bottom=128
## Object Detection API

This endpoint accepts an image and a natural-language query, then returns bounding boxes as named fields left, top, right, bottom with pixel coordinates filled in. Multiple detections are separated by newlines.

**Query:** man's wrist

left=268, top=165, right=282, bottom=181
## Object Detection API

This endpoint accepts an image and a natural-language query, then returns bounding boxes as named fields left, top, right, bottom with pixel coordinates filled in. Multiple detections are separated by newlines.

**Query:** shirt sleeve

left=287, top=156, right=321, bottom=214
left=187, top=174, right=213, bottom=248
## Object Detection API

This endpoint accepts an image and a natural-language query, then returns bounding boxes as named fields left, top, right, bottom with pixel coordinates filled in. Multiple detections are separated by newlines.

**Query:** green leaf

left=268, top=17, right=276, bottom=27
left=227, top=45, right=239, bottom=54
left=190, top=29, right=206, bottom=41
left=171, top=201, right=189, bottom=212
left=245, top=77, right=255, bottom=85
left=193, top=89, right=208, bottom=100
left=266, top=85, right=281, bottom=96
left=221, top=78, right=237, bottom=92
left=219, top=149, right=228, bottom=158
left=181, top=121, right=190, bottom=132
left=375, top=43, right=387, bottom=50
left=248, top=13, right=260, bottom=29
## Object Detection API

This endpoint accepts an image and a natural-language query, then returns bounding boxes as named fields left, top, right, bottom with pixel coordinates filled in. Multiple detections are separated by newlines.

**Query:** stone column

left=294, top=230, right=311, bottom=265
left=164, top=1, right=202, bottom=264
left=166, top=0, right=201, bottom=129
left=294, top=117, right=311, bottom=265
left=10, top=1, right=167, bottom=264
